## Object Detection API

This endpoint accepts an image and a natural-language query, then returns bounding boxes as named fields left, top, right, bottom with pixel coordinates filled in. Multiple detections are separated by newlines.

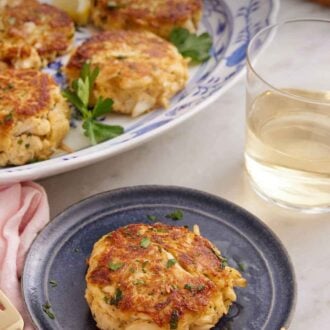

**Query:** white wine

left=245, top=89, right=330, bottom=210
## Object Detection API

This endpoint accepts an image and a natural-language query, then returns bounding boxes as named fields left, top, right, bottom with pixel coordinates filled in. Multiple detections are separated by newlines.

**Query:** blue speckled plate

left=22, top=186, right=295, bottom=330
left=1, top=0, right=279, bottom=183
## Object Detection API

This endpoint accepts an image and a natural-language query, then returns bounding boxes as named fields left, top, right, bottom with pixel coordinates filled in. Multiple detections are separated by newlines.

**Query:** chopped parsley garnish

left=166, top=210, right=183, bottom=221
left=140, top=237, right=151, bottom=248
left=156, top=228, right=168, bottom=233
left=63, top=62, right=123, bottom=145
left=42, top=303, right=55, bottom=320
left=238, top=262, right=245, bottom=272
left=170, top=309, right=180, bottom=330
left=108, top=261, right=125, bottom=271
left=211, top=246, right=228, bottom=269
left=170, top=28, right=213, bottom=63
left=147, top=215, right=157, bottom=221
left=104, top=296, right=111, bottom=304
left=184, top=284, right=193, bottom=291
left=4, top=113, right=13, bottom=123
left=221, top=257, right=228, bottom=269
left=110, top=288, right=123, bottom=306
left=233, top=258, right=246, bottom=272
left=2, top=83, right=14, bottom=92
left=196, top=285, right=205, bottom=291
left=184, top=284, right=205, bottom=293
left=142, top=261, right=149, bottom=273
left=133, top=279, right=145, bottom=285
left=49, top=280, right=57, bottom=288
left=166, top=259, right=177, bottom=268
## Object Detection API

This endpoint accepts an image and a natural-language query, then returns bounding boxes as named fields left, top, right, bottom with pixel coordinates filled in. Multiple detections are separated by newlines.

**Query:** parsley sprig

left=42, top=302, right=55, bottom=320
left=63, top=63, right=124, bottom=145
left=166, top=210, right=183, bottom=221
left=170, top=28, right=212, bottom=63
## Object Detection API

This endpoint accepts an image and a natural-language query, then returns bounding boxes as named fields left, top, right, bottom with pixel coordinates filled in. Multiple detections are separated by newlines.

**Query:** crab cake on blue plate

left=86, top=223, right=246, bottom=330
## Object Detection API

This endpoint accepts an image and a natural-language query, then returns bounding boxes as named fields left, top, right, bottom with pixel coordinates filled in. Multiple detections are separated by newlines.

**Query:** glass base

left=245, top=155, right=330, bottom=214
left=248, top=175, right=330, bottom=214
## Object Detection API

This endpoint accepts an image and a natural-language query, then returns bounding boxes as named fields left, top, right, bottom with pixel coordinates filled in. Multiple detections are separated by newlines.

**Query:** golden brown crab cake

left=86, top=223, right=246, bottom=330
left=91, top=0, right=203, bottom=39
left=0, top=0, right=75, bottom=69
left=65, top=30, right=189, bottom=117
left=0, top=69, right=70, bottom=166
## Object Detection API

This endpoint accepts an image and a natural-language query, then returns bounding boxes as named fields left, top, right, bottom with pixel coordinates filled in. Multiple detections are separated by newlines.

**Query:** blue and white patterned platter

left=0, top=0, right=279, bottom=183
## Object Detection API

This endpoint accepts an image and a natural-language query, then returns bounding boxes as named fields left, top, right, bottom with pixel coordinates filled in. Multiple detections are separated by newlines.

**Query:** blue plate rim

left=22, top=185, right=296, bottom=329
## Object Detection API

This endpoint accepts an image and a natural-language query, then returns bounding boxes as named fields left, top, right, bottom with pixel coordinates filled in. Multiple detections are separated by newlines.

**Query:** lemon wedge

left=49, top=0, right=92, bottom=26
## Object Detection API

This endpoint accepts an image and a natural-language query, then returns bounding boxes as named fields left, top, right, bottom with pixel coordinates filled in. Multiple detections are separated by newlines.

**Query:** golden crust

left=91, top=0, right=203, bottom=39
left=65, top=30, right=189, bottom=117
left=0, top=69, right=70, bottom=166
left=0, top=0, right=74, bottom=69
left=0, top=69, right=54, bottom=118
left=86, top=223, right=246, bottom=330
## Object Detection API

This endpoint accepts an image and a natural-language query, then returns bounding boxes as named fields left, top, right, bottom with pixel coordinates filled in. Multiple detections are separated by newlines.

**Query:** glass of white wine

left=245, top=19, right=330, bottom=212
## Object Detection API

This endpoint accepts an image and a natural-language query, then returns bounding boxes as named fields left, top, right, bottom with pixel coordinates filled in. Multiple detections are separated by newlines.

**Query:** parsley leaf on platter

left=63, top=63, right=124, bottom=145
left=170, top=28, right=213, bottom=63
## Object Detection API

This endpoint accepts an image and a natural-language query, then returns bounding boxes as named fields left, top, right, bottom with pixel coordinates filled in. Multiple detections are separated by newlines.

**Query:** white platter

left=0, top=0, right=279, bottom=183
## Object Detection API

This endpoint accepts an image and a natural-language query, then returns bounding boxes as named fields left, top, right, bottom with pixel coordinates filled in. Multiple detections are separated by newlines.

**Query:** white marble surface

left=39, top=1, right=330, bottom=329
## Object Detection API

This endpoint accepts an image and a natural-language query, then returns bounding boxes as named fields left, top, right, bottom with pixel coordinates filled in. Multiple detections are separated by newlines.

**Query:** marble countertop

left=39, top=1, right=330, bottom=329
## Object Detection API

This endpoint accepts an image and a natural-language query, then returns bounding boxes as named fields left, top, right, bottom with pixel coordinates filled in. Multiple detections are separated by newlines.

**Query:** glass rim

left=247, top=18, right=330, bottom=105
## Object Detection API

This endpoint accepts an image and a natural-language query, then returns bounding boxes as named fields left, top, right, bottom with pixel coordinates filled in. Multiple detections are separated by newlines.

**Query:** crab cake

left=65, top=30, right=189, bottom=117
left=91, top=0, right=203, bottom=39
left=0, top=69, right=70, bottom=166
left=0, top=0, right=74, bottom=69
left=86, top=223, right=246, bottom=330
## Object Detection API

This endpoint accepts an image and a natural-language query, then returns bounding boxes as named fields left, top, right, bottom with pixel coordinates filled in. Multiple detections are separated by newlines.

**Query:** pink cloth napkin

left=0, top=182, right=50, bottom=330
